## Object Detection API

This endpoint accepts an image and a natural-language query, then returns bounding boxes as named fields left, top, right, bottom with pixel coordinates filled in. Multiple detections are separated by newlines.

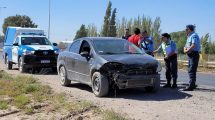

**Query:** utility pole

left=0, top=6, right=6, bottom=35
left=48, top=0, right=51, bottom=40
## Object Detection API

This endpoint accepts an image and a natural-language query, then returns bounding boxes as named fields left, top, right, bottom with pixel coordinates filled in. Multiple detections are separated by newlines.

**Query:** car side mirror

left=80, top=51, right=90, bottom=58
left=53, top=43, right=58, bottom=46
left=13, top=43, right=19, bottom=46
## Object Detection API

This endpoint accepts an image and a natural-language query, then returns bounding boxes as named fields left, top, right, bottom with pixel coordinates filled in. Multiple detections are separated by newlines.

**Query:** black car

left=57, top=37, right=161, bottom=97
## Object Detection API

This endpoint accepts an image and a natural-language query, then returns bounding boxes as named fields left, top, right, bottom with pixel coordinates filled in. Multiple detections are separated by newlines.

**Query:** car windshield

left=92, top=39, right=144, bottom=55
left=21, top=37, right=51, bottom=45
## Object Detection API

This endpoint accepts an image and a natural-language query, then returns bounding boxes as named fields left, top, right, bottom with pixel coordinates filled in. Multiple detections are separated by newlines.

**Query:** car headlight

left=23, top=50, right=35, bottom=55
left=54, top=50, right=60, bottom=54
left=156, top=62, right=162, bottom=72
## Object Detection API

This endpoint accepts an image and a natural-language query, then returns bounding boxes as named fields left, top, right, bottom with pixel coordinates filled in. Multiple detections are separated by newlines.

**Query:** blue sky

left=0, top=0, right=215, bottom=43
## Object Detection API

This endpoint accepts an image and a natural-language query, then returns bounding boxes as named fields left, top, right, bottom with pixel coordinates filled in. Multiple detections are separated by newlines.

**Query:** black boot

left=171, top=84, right=177, bottom=88
left=163, top=83, right=171, bottom=88
left=183, top=83, right=195, bottom=91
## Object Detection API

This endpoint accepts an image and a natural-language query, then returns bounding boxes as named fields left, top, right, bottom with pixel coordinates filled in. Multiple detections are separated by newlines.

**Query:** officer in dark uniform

left=154, top=33, right=178, bottom=88
left=183, top=25, right=201, bottom=91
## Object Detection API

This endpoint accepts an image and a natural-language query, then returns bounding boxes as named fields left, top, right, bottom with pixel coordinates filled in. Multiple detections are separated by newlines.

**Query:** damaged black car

left=57, top=37, right=162, bottom=97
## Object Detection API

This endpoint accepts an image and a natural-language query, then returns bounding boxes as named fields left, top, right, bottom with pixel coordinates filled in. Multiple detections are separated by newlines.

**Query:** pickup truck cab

left=3, top=27, right=59, bottom=73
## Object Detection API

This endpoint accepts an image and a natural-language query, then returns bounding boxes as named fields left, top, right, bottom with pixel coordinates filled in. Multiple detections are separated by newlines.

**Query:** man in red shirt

left=128, top=28, right=141, bottom=46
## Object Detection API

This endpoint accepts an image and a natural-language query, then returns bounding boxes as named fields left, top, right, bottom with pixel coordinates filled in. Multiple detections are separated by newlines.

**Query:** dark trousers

left=187, top=52, right=200, bottom=87
left=164, top=54, right=178, bottom=85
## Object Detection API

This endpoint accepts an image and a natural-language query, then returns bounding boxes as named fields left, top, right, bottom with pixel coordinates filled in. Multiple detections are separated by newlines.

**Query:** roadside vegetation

left=0, top=70, right=128, bottom=119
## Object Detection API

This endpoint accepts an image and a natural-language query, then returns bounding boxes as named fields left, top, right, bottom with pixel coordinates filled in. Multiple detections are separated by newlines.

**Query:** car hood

left=100, top=54, right=158, bottom=65
left=22, top=45, right=54, bottom=51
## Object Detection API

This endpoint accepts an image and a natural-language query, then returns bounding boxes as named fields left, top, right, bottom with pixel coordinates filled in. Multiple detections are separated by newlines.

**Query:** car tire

left=18, top=57, right=26, bottom=73
left=92, top=72, right=109, bottom=97
left=5, top=55, right=12, bottom=70
left=59, top=66, right=71, bottom=86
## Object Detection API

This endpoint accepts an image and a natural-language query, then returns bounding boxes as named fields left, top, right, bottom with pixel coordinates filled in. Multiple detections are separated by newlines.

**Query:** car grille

left=126, top=69, right=155, bottom=75
left=34, top=50, right=55, bottom=56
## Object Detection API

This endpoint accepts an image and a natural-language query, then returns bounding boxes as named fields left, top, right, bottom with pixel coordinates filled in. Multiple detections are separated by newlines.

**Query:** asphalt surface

left=0, top=51, right=214, bottom=88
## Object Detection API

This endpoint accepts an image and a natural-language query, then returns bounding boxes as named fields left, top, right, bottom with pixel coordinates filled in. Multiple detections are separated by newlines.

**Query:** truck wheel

left=6, top=56, right=12, bottom=70
left=59, top=66, right=71, bottom=86
left=92, top=72, right=109, bottom=97
left=18, top=57, right=26, bottom=73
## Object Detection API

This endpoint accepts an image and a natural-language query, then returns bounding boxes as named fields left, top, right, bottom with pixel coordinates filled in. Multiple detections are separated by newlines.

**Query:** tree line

left=0, top=1, right=215, bottom=54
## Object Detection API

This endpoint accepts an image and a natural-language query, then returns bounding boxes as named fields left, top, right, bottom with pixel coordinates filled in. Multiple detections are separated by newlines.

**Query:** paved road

left=0, top=51, right=214, bottom=88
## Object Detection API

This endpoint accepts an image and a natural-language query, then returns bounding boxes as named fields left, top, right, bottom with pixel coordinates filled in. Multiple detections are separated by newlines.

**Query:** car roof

left=79, top=37, right=125, bottom=41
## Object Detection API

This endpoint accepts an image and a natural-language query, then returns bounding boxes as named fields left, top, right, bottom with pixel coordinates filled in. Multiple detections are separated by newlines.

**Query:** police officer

left=183, top=25, right=201, bottom=91
left=122, top=28, right=131, bottom=40
left=139, top=30, right=154, bottom=56
left=154, top=33, right=178, bottom=88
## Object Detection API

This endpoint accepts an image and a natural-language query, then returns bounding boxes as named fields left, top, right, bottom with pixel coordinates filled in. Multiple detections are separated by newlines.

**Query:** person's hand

left=184, top=47, right=188, bottom=53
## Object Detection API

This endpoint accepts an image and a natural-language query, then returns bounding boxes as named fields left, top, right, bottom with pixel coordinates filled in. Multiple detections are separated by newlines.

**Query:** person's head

left=141, top=30, right=148, bottom=38
left=186, top=24, right=195, bottom=36
left=125, top=28, right=130, bottom=36
left=134, top=28, right=140, bottom=35
left=161, top=33, right=171, bottom=42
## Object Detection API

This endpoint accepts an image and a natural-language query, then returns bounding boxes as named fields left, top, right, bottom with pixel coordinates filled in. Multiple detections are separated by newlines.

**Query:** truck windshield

left=21, top=37, right=51, bottom=45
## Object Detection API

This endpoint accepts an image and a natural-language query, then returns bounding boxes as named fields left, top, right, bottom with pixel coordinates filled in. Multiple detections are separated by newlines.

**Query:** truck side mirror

left=53, top=43, right=58, bottom=46
left=13, top=43, right=19, bottom=46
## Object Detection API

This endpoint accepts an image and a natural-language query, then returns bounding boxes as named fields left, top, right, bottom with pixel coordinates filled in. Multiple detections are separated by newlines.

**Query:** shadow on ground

left=65, top=82, right=193, bottom=101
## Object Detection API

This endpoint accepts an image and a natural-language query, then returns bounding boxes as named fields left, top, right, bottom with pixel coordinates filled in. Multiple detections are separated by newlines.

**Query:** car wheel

left=6, top=55, right=12, bottom=70
left=92, top=72, right=109, bottom=97
left=18, top=57, right=26, bottom=73
left=59, top=66, right=71, bottom=86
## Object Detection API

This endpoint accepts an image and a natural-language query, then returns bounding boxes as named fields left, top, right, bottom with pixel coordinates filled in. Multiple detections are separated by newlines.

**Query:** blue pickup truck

left=3, top=27, right=59, bottom=73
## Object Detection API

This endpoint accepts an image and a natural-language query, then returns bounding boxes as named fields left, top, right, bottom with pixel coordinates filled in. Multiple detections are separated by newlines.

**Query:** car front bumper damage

left=113, top=73, right=160, bottom=89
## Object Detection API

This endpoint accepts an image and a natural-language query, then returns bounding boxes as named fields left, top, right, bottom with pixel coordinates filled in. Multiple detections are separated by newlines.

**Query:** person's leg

left=164, top=58, right=171, bottom=87
left=184, top=53, right=199, bottom=91
left=189, top=53, right=199, bottom=87
left=170, top=57, right=178, bottom=88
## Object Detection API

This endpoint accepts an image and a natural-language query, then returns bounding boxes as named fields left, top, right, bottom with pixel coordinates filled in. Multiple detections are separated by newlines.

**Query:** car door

left=66, top=40, right=81, bottom=81
left=74, top=40, right=92, bottom=84
left=12, top=37, right=19, bottom=63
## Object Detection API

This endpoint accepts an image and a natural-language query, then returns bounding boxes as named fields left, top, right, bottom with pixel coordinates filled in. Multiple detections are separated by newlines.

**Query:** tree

left=87, top=24, right=98, bottom=37
left=201, top=33, right=210, bottom=54
left=170, top=31, right=187, bottom=54
left=74, top=24, right=87, bottom=40
left=108, top=8, right=117, bottom=37
left=101, top=1, right=112, bottom=37
left=0, top=35, right=4, bottom=43
left=2, top=14, right=38, bottom=35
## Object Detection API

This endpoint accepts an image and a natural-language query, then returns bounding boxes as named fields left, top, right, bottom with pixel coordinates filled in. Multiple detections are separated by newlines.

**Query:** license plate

left=41, top=60, right=50, bottom=63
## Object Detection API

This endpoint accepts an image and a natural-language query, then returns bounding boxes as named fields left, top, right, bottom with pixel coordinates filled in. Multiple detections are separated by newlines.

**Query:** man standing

left=128, top=28, right=141, bottom=47
left=139, top=30, right=154, bottom=56
left=122, top=28, right=131, bottom=40
left=153, top=33, right=178, bottom=88
left=183, top=25, right=201, bottom=91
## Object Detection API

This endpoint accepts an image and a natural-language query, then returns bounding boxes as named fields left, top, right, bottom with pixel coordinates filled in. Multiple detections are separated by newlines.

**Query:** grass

left=0, top=70, right=128, bottom=119
left=14, top=95, right=30, bottom=109
left=0, top=101, right=8, bottom=110
left=102, top=110, right=127, bottom=120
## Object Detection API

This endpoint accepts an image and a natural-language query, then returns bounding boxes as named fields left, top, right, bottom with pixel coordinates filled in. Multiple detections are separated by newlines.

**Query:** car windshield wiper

left=120, top=51, right=142, bottom=54
left=100, top=52, right=117, bottom=55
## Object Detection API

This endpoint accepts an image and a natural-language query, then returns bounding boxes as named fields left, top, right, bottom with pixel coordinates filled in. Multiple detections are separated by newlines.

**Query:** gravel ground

left=0, top=60, right=215, bottom=120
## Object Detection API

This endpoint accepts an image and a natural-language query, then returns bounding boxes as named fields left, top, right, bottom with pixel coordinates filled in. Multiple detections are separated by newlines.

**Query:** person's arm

left=153, top=44, right=162, bottom=54
left=184, top=36, right=197, bottom=53
left=167, top=41, right=177, bottom=57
